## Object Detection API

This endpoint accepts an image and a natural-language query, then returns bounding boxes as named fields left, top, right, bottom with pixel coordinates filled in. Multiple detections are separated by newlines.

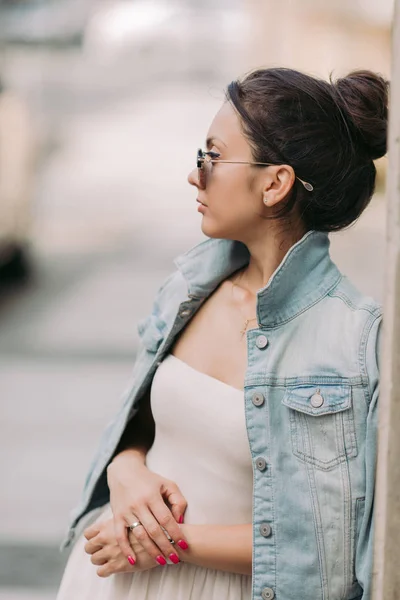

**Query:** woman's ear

left=262, top=165, right=295, bottom=207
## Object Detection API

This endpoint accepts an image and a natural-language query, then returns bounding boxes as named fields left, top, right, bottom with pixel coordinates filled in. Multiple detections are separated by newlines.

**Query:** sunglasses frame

left=196, top=148, right=314, bottom=192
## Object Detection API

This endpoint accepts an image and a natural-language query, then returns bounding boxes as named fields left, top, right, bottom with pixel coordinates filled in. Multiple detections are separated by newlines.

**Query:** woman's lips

left=197, top=198, right=208, bottom=213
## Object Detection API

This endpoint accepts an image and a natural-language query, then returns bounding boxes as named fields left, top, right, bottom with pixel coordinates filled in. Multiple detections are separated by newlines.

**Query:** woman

left=57, top=67, right=387, bottom=600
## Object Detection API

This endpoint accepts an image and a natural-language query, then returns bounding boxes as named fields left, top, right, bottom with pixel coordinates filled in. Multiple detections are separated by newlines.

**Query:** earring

left=263, top=197, right=269, bottom=205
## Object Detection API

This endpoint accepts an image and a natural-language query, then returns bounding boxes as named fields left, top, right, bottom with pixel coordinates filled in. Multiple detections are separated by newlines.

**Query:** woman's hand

left=106, top=449, right=189, bottom=565
left=83, top=517, right=161, bottom=577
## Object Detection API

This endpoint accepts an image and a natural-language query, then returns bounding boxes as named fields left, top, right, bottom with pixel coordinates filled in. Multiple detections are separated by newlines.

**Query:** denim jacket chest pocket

left=282, top=383, right=358, bottom=471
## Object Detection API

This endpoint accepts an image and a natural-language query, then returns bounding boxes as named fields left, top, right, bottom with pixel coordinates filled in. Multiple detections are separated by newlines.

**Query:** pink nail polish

left=169, top=553, right=180, bottom=564
left=156, top=555, right=167, bottom=566
left=177, top=539, right=189, bottom=550
left=127, top=556, right=135, bottom=566
left=179, top=515, right=184, bottom=524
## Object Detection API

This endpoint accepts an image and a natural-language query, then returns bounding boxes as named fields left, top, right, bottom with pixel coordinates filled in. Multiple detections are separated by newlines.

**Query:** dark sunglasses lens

left=197, top=149, right=206, bottom=188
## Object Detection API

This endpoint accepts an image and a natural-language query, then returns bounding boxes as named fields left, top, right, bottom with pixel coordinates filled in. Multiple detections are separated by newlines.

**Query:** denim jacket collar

left=174, top=230, right=341, bottom=328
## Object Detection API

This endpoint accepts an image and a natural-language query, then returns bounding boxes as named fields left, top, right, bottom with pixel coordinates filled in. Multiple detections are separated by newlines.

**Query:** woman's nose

left=187, top=167, right=200, bottom=188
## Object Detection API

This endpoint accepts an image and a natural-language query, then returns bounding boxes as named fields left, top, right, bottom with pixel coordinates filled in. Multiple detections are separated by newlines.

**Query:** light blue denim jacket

left=61, top=230, right=381, bottom=600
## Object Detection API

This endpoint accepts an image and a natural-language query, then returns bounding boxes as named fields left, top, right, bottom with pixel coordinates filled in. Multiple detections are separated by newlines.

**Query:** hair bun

left=332, top=70, right=389, bottom=161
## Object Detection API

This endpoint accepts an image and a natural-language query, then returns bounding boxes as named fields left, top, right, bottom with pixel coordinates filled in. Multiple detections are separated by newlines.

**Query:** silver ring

left=129, top=521, right=143, bottom=531
left=161, top=526, right=175, bottom=545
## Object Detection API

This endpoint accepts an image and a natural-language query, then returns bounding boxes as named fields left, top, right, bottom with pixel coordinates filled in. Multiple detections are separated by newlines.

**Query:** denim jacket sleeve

left=355, top=313, right=382, bottom=598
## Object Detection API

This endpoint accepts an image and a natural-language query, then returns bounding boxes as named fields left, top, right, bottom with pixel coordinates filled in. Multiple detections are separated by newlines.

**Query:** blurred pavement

left=0, top=592, right=54, bottom=600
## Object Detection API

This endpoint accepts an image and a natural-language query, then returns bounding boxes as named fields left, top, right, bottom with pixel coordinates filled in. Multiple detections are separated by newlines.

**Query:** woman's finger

left=96, top=564, right=110, bottom=578
left=90, top=549, right=109, bottom=566
left=148, top=498, right=189, bottom=551
left=96, top=557, right=128, bottom=578
left=96, top=560, right=116, bottom=578
left=84, top=538, right=103, bottom=555
left=162, top=480, right=188, bottom=524
left=127, top=509, right=179, bottom=565
left=114, top=516, right=137, bottom=566
left=83, top=523, right=100, bottom=541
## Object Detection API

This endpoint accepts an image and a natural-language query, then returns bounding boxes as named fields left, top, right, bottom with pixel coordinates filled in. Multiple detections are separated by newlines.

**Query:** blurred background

left=0, top=0, right=393, bottom=598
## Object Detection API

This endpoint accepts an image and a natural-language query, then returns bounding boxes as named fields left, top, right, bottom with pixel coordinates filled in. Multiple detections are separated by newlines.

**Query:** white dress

left=56, top=353, right=253, bottom=600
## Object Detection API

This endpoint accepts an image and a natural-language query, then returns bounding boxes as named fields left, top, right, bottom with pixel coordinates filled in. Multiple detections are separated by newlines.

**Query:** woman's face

left=188, top=101, right=292, bottom=241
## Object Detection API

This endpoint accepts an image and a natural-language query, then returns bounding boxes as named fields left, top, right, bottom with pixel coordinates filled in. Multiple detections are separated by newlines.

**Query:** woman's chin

left=200, top=217, right=218, bottom=238
left=200, top=218, right=231, bottom=240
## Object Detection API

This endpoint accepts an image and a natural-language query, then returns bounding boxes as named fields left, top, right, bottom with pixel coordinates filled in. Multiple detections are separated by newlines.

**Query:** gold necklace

left=231, top=270, right=258, bottom=339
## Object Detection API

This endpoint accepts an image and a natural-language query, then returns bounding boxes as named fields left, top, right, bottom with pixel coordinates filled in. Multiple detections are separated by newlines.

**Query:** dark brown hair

left=226, top=67, right=389, bottom=232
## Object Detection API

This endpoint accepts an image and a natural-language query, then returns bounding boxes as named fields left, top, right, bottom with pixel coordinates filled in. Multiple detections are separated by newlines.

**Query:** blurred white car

left=0, top=84, right=36, bottom=277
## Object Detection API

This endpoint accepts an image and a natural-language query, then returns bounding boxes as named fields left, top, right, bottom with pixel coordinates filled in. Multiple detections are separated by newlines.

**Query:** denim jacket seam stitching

left=305, top=458, right=328, bottom=597
left=350, top=499, right=358, bottom=585
left=264, top=273, right=342, bottom=328
left=359, top=312, right=382, bottom=408
left=339, top=450, right=352, bottom=599
left=266, top=395, right=277, bottom=594
left=247, top=375, right=367, bottom=388
left=328, top=289, right=382, bottom=316
left=284, top=395, right=349, bottom=411
left=244, top=400, right=263, bottom=598
left=294, top=450, right=345, bottom=471
left=285, top=405, right=349, bottom=419
left=244, top=396, right=257, bottom=598
left=291, top=408, right=345, bottom=470
left=343, top=400, right=358, bottom=457
left=328, top=289, right=358, bottom=311
left=351, top=497, right=366, bottom=585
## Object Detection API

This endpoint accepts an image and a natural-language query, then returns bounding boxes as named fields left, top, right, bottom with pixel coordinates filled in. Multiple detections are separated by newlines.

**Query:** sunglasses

left=196, top=148, right=314, bottom=192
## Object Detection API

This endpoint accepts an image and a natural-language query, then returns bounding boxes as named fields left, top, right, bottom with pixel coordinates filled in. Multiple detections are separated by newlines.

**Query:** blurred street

left=0, top=1, right=390, bottom=598
left=0, top=18, right=238, bottom=594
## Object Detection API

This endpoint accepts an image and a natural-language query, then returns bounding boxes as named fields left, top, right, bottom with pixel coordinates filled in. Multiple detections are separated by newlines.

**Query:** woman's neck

left=239, top=226, right=306, bottom=294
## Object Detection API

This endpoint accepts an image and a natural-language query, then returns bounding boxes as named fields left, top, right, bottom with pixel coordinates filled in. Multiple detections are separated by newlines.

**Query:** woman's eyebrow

left=205, top=136, right=227, bottom=150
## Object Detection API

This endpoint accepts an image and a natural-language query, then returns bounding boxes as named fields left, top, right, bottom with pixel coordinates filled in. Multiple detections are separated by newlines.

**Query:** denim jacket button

left=256, top=335, right=269, bottom=349
left=256, top=457, right=267, bottom=471
left=252, top=392, right=265, bottom=407
left=180, top=309, right=192, bottom=318
left=259, top=523, right=272, bottom=537
left=261, top=586, right=275, bottom=599
left=310, top=392, right=324, bottom=408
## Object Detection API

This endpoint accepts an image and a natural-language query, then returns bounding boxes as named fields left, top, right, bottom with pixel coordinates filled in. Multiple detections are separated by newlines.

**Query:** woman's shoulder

left=326, top=273, right=382, bottom=384
left=328, top=271, right=382, bottom=318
